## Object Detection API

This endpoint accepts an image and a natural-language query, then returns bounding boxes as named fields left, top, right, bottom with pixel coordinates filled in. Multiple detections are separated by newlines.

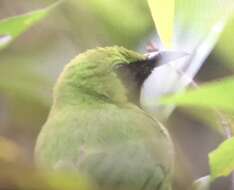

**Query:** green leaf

left=147, top=0, right=175, bottom=48
left=143, top=1, right=233, bottom=120
left=209, top=137, right=234, bottom=179
left=44, top=172, right=95, bottom=190
left=161, top=77, right=234, bottom=113
left=174, top=0, right=234, bottom=56
left=0, top=1, right=60, bottom=50
left=175, top=0, right=231, bottom=33
left=216, top=13, right=234, bottom=69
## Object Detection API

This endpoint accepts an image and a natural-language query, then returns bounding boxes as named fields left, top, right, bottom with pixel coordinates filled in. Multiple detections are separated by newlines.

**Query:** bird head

left=54, top=46, right=186, bottom=107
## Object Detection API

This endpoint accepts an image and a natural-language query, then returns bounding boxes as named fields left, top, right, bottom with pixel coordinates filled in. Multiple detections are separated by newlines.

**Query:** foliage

left=142, top=0, right=232, bottom=121
left=209, top=138, right=234, bottom=179
left=161, top=77, right=234, bottom=113
left=150, top=0, right=234, bottom=187
left=0, top=1, right=60, bottom=50
left=216, top=13, right=234, bottom=69
left=0, top=137, right=94, bottom=190
left=0, top=0, right=233, bottom=189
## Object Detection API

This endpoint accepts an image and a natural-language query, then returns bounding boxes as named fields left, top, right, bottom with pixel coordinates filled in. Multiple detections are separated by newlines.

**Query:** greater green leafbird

left=35, top=46, right=184, bottom=190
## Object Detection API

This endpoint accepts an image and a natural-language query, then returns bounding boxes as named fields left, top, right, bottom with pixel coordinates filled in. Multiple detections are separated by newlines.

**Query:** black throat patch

left=115, top=56, right=160, bottom=105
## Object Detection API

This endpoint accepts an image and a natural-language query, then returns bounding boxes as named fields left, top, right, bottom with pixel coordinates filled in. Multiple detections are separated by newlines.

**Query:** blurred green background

left=0, top=0, right=154, bottom=158
left=0, top=0, right=233, bottom=189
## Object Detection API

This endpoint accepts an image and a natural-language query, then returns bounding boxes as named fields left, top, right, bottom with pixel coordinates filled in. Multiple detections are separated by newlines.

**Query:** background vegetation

left=0, top=0, right=233, bottom=189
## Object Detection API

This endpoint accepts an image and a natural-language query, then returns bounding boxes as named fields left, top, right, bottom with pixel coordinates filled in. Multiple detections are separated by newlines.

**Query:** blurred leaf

left=216, top=13, right=234, bottom=69
left=0, top=1, right=60, bottom=50
left=45, top=172, right=95, bottom=190
left=209, top=137, right=234, bottom=179
left=0, top=138, right=94, bottom=190
left=141, top=1, right=233, bottom=120
left=175, top=0, right=233, bottom=42
left=192, top=176, right=211, bottom=190
left=173, top=0, right=233, bottom=85
left=147, top=0, right=174, bottom=48
left=173, top=0, right=234, bottom=82
left=174, top=0, right=234, bottom=65
left=15, top=170, right=94, bottom=190
left=1, top=164, right=94, bottom=190
left=161, top=77, right=234, bottom=113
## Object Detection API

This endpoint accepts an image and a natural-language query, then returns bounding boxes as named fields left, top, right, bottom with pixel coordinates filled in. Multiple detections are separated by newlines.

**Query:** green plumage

left=35, top=47, right=174, bottom=190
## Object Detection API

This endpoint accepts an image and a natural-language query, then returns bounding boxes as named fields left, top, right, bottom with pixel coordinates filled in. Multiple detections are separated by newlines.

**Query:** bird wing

left=76, top=141, right=172, bottom=190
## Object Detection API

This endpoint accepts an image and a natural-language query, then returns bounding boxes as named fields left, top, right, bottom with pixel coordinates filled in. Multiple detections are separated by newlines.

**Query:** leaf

left=209, top=137, right=234, bottom=179
left=175, top=0, right=231, bottom=35
left=0, top=137, right=94, bottom=190
left=1, top=163, right=94, bottom=190
left=147, top=0, right=175, bottom=48
left=15, top=170, right=94, bottom=190
left=216, top=13, right=234, bottom=69
left=44, top=172, right=95, bottom=190
left=0, top=1, right=60, bottom=50
left=141, top=1, right=232, bottom=120
left=161, top=77, right=234, bottom=113
left=173, top=0, right=233, bottom=82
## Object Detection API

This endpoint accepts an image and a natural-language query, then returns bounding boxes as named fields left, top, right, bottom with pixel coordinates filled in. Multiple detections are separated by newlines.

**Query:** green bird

left=35, top=46, right=182, bottom=190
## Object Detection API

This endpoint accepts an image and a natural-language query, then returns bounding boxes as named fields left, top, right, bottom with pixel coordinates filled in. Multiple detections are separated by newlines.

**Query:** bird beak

left=145, top=51, right=189, bottom=63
